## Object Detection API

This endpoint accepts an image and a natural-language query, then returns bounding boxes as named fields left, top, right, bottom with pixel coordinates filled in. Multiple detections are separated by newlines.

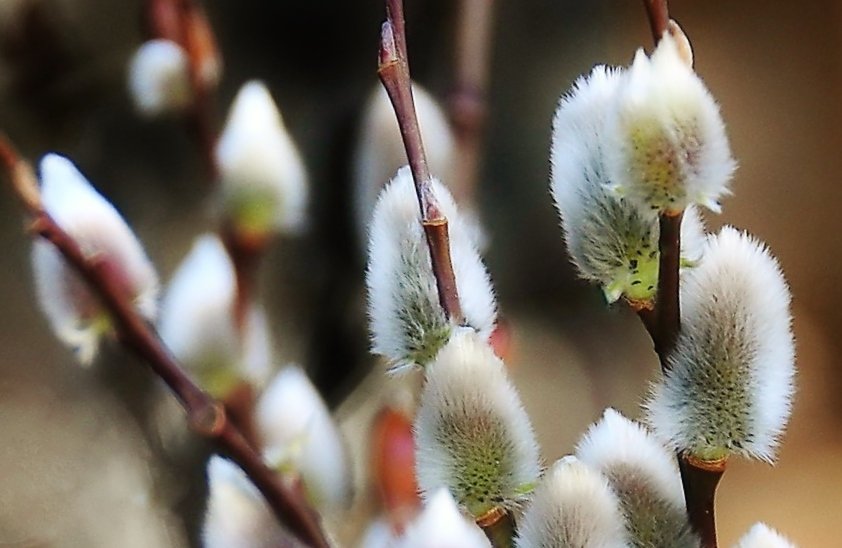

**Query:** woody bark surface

left=0, top=136, right=329, bottom=548
left=638, top=3, right=723, bottom=548
left=378, top=1, right=519, bottom=545
left=377, top=0, right=464, bottom=324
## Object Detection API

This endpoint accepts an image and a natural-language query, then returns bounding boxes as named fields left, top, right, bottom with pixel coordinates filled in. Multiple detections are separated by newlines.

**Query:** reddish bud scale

left=372, top=406, right=420, bottom=529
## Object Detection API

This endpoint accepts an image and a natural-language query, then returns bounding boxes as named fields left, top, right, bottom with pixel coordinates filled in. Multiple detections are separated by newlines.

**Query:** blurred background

left=0, top=0, right=840, bottom=545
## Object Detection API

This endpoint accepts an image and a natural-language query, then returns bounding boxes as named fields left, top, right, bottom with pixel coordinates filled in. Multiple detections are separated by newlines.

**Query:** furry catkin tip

left=414, top=328, right=540, bottom=519
left=645, top=227, right=795, bottom=463
left=366, top=167, right=496, bottom=371
left=515, top=456, right=629, bottom=548
left=576, top=409, right=697, bottom=548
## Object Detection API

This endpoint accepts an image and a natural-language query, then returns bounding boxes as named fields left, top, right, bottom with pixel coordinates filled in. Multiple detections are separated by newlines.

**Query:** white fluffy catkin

left=550, top=64, right=706, bottom=305
left=202, top=456, right=295, bottom=548
left=395, top=488, right=491, bottom=548
left=256, top=365, right=352, bottom=513
left=414, top=328, right=540, bottom=519
left=31, top=154, right=159, bottom=365
left=645, top=227, right=795, bottom=463
left=366, top=167, right=496, bottom=372
left=605, top=33, right=735, bottom=215
left=734, top=523, right=796, bottom=548
left=127, top=39, right=191, bottom=116
left=158, top=234, right=273, bottom=397
left=215, top=80, right=309, bottom=236
left=576, top=409, right=697, bottom=548
left=515, top=456, right=629, bottom=548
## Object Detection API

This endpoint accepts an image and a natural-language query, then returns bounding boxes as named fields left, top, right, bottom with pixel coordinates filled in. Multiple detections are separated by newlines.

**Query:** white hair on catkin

left=604, top=33, right=735, bottom=215
left=32, top=154, right=159, bottom=365
left=576, top=409, right=697, bottom=548
left=734, top=523, right=797, bottom=548
left=395, top=488, right=490, bottom=548
left=645, top=227, right=795, bottom=463
left=256, top=365, right=352, bottom=513
left=202, top=456, right=292, bottom=548
left=515, top=456, right=629, bottom=548
left=215, top=80, right=309, bottom=235
left=127, top=39, right=191, bottom=116
left=414, top=328, right=540, bottom=519
left=366, top=167, right=496, bottom=371
left=550, top=65, right=706, bottom=305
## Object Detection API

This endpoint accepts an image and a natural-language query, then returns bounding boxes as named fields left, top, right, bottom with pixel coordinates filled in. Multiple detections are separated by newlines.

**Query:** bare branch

left=0, top=135, right=329, bottom=548
left=679, top=456, right=726, bottom=548
left=377, top=6, right=465, bottom=324
left=642, top=0, right=670, bottom=43
left=634, top=4, right=724, bottom=545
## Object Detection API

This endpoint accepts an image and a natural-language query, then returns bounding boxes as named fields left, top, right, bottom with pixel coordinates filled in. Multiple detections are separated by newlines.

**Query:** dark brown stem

left=633, top=213, right=682, bottom=368
left=144, top=0, right=257, bottom=339
left=449, top=0, right=494, bottom=205
left=655, top=212, right=682, bottom=360
left=378, top=4, right=465, bottom=324
left=143, top=0, right=219, bottom=179
left=679, top=456, right=726, bottom=548
left=635, top=6, right=722, bottom=540
left=479, top=511, right=515, bottom=548
left=0, top=136, right=329, bottom=548
left=642, top=0, right=670, bottom=43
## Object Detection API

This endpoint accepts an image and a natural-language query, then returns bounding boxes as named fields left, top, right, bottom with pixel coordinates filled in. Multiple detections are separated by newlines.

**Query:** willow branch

left=642, top=0, right=670, bottom=43
left=654, top=212, right=682, bottom=359
left=143, top=0, right=220, bottom=179
left=144, top=0, right=264, bottom=349
left=480, top=511, right=515, bottom=548
left=679, top=456, right=725, bottom=548
left=635, top=4, right=721, bottom=547
left=0, top=136, right=329, bottom=548
left=378, top=1, right=464, bottom=324
left=448, top=0, right=494, bottom=205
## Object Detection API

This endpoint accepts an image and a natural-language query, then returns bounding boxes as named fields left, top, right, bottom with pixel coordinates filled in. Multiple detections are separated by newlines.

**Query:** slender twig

left=143, top=0, right=262, bottom=349
left=0, top=136, right=329, bottom=548
left=448, top=0, right=494, bottom=205
left=143, top=0, right=219, bottom=179
left=654, top=212, right=682, bottom=359
left=378, top=1, right=464, bottom=324
left=479, top=511, right=515, bottom=548
left=679, top=456, right=726, bottom=548
left=636, top=4, right=722, bottom=547
left=642, top=0, right=670, bottom=43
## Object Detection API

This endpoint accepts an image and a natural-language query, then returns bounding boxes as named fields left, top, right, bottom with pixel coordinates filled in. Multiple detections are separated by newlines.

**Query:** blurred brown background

left=0, top=0, right=840, bottom=546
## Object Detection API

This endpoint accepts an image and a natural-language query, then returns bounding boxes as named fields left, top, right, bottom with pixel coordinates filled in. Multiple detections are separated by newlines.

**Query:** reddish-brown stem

left=378, top=5, right=465, bottom=324
left=144, top=0, right=258, bottom=339
left=480, top=511, right=515, bottom=548
left=0, top=136, right=329, bottom=548
left=143, top=0, right=219, bottom=179
left=655, top=212, right=682, bottom=360
left=680, top=456, right=726, bottom=548
left=449, top=0, right=494, bottom=205
left=636, top=5, right=722, bottom=547
left=642, top=0, right=670, bottom=43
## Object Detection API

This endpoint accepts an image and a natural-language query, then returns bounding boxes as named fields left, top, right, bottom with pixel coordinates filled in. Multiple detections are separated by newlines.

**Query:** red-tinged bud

left=372, top=405, right=420, bottom=530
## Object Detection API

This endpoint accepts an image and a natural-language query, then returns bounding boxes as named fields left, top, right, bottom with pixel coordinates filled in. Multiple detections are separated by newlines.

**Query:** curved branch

left=0, top=135, right=329, bottom=548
